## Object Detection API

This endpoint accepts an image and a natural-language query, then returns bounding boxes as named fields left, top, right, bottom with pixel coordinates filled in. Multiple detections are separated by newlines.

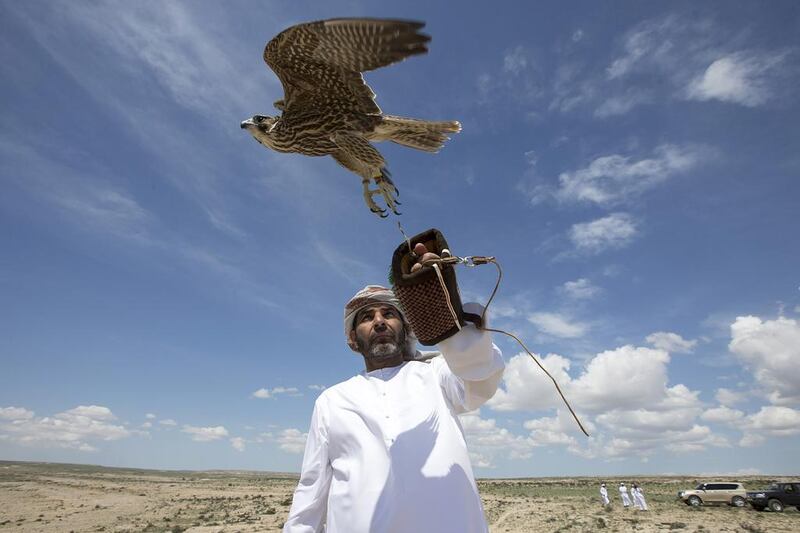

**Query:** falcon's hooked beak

left=240, top=118, right=255, bottom=129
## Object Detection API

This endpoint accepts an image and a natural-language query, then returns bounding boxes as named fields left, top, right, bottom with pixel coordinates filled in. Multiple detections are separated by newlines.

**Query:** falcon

left=241, top=18, right=461, bottom=217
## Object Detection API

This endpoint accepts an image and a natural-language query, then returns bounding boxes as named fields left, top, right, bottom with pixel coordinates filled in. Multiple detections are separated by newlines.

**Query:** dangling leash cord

left=420, top=253, right=591, bottom=438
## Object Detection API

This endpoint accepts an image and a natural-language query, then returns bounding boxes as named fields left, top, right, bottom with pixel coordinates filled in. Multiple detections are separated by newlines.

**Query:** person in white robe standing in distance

left=633, top=483, right=648, bottom=511
left=600, top=483, right=610, bottom=506
left=631, top=483, right=642, bottom=509
left=619, top=482, right=631, bottom=508
left=282, top=243, right=505, bottom=533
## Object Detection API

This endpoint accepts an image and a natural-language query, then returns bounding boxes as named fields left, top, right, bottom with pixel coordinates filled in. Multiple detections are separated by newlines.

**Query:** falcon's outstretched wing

left=263, top=18, right=430, bottom=115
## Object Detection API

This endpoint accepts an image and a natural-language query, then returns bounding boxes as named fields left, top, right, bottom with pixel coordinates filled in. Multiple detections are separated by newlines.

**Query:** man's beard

left=357, top=328, right=406, bottom=361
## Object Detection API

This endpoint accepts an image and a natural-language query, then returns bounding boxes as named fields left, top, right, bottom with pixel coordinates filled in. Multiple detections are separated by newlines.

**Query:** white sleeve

left=435, top=303, right=504, bottom=414
left=283, top=398, right=331, bottom=533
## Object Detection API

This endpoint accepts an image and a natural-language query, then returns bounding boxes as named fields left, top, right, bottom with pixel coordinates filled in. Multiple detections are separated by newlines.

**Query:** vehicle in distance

left=678, top=482, right=747, bottom=507
left=746, top=482, right=800, bottom=512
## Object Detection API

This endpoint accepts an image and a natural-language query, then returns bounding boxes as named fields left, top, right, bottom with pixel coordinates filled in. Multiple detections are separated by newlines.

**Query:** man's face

left=352, top=304, right=405, bottom=363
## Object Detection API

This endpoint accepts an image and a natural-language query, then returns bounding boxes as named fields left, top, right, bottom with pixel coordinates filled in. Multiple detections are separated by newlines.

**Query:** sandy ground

left=1, top=461, right=797, bottom=532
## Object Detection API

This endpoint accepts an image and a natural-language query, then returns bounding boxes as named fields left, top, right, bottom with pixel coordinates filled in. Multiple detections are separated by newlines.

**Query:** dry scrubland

left=1, top=461, right=797, bottom=532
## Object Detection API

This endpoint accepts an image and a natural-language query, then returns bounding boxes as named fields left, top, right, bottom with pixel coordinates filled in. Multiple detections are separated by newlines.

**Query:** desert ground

left=1, top=461, right=797, bottom=532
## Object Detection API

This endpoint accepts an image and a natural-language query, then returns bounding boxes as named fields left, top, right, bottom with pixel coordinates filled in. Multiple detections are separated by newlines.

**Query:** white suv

left=678, top=482, right=747, bottom=507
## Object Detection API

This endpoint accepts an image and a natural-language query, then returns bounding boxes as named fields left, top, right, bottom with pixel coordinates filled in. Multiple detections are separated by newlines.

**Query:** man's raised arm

left=436, top=303, right=504, bottom=413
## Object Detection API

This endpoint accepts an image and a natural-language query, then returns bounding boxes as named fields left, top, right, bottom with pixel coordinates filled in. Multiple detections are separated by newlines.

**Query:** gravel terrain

left=1, top=461, right=797, bottom=532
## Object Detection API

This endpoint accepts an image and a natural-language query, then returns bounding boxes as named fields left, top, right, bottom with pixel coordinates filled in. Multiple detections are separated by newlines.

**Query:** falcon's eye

left=254, top=116, right=263, bottom=123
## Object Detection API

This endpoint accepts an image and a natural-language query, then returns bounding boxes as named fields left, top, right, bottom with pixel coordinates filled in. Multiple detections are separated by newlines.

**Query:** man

left=632, top=483, right=648, bottom=511
left=283, top=244, right=505, bottom=532
left=600, top=483, right=610, bottom=506
left=619, top=482, right=631, bottom=508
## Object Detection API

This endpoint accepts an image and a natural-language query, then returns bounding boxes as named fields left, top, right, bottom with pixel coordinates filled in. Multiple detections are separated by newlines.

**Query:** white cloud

left=523, top=410, right=588, bottom=447
left=549, top=62, right=596, bottom=113
left=487, top=343, right=732, bottom=458
left=606, top=16, right=687, bottom=80
left=275, top=428, right=307, bottom=454
left=569, top=423, right=727, bottom=459
left=715, top=387, right=746, bottom=406
left=503, top=46, right=529, bottom=75
left=0, top=140, right=157, bottom=245
left=555, top=145, right=704, bottom=205
left=701, top=406, right=745, bottom=424
left=569, top=213, right=638, bottom=254
left=729, top=316, right=800, bottom=405
left=23, top=2, right=267, bottom=123
left=744, top=406, right=800, bottom=436
left=67, top=405, right=115, bottom=420
left=0, top=407, right=34, bottom=420
left=545, top=15, right=697, bottom=117
left=461, top=411, right=537, bottom=462
left=230, top=437, right=246, bottom=452
left=0, top=405, right=131, bottom=451
left=597, top=408, right=700, bottom=434
left=3, top=2, right=299, bottom=240
left=159, top=419, right=177, bottom=427
left=697, top=467, right=762, bottom=477
left=468, top=452, right=493, bottom=469
left=645, top=332, right=697, bottom=354
left=662, top=426, right=730, bottom=453
left=141, top=422, right=152, bottom=429
left=308, top=385, right=326, bottom=391
left=145, top=413, right=156, bottom=419
left=477, top=45, right=542, bottom=106
left=55, top=189, right=154, bottom=240
left=0, top=138, right=283, bottom=310
left=491, top=345, right=679, bottom=414
left=739, top=433, right=766, bottom=448
left=560, top=278, right=601, bottom=300
left=699, top=401, right=800, bottom=448
left=516, top=150, right=551, bottom=206
left=571, top=346, right=672, bottom=412
left=528, top=312, right=588, bottom=338
left=594, top=90, right=652, bottom=117
left=182, top=425, right=229, bottom=442
left=489, top=353, right=573, bottom=411
left=660, top=384, right=702, bottom=410
left=686, top=50, right=790, bottom=107
left=273, top=387, right=300, bottom=395
left=546, top=13, right=796, bottom=118
left=252, top=386, right=301, bottom=399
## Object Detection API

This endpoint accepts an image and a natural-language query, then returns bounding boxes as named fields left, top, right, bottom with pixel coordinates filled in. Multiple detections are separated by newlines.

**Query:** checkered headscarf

left=343, top=285, right=418, bottom=355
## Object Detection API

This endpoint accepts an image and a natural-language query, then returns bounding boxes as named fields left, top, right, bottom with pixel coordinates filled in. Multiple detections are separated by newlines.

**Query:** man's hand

left=410, top=242, right=441, bottom=273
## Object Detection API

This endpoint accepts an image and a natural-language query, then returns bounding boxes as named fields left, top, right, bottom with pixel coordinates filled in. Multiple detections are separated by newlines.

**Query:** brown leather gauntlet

left=390, top=228, right=482, bottom=346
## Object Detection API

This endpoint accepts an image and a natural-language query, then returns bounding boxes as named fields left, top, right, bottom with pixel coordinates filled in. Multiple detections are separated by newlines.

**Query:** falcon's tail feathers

left=377, top=115, right=461, bottom=153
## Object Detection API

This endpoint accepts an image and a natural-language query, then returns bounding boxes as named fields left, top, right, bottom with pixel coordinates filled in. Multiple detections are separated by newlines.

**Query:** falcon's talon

left=371, top=173, right=400, bottom=217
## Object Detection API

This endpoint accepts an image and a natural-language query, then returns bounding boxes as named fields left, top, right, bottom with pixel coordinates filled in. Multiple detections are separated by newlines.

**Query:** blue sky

left=1, top=0, right=799, bottom=477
